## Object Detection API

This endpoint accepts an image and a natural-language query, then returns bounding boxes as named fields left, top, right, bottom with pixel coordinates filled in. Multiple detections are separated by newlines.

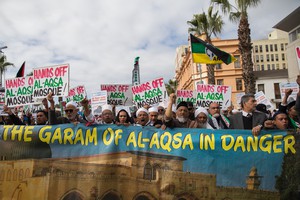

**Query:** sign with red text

left=279, top=82, right=299, bottom=103
left=32, top=64, right=70, bottom=98
left=296, top=46, right=300, bottom=70
left=131, top=77, right=167, bottom=108
left=5, top=76, right=35, bottom=107
left=176, top=90, right=196, bottom=105
left=100, top=84, right=132, bottom=106
left=66, top=85, right=86, bottom=103
left=195, top=84, right=232, bottom=109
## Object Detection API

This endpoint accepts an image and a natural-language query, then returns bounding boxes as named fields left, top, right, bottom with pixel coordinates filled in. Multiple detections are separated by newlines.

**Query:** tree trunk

left=238, top=15, right=256, bottom=94
left=207, top=64, right=215, bottom=84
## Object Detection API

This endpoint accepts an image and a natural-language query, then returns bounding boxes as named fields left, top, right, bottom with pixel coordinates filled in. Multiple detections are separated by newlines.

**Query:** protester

left=47, top=93, right=86, bottom=124
left=265, top=111, right=289, bottom=130
left=115, top=109, right=131, bottom=126
left=187, top=101, right=195, bottom=120
left=148, top=107, right=163, bottom=128
left=164, top=93, right=191, bottom=128
left=229, top=94, right=268, bottom=136
left=207, top=102, right=230, bottom=129
left=256, top=103, right=270, bottom=118
left=189, top=107, right=213, bottom=129
left=135, top=107, right=150, bottom=127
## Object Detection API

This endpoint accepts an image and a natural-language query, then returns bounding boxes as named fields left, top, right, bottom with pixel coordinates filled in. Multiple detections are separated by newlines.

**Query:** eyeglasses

left=65, top=109, right=74, bottom=113
left=158, top=109, right=164, bottom=111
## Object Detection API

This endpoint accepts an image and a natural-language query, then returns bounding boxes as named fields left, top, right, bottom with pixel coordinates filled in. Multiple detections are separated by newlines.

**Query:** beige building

left=175, top=38, right=242, bottom=108
left=273, top=6, right=300, bottom=82
left=0, top=151, right=279, bottom=200
left=252, top=29, right=288, bottom=71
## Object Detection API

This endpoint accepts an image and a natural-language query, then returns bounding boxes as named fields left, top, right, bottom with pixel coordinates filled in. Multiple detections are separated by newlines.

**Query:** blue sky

left=0, top=0, right=299, bottom=95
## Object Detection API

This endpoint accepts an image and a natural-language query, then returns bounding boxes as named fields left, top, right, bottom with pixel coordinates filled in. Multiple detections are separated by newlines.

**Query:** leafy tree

left=165, top=79, right=177, bottom=95
left=0, top=54, right=14, bottom=87
left=187, top=6, right=224, bottom=84
left=211, top=0, right=261, bottom=94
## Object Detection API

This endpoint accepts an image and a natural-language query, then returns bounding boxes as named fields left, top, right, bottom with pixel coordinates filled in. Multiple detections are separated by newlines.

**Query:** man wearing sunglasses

left=208, top=102, right=230, bottom=129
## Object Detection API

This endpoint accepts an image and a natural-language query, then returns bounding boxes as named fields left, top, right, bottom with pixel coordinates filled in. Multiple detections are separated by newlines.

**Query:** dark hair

left=287, top=101, right=296, bottom=111
left=272, top=111, right=287, bottom=120
left=240, top=94, right=255, bottom=108
left=176, top=101, right=188, bottom=110
left=256, top=103, right=268, bottom=114
left=115, top=109, right=131, bottom=123
left=36, top=110, right=48, bottom=119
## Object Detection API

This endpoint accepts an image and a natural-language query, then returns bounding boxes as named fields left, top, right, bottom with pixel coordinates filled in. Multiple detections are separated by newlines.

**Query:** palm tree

left=0, top=54, right=14, bottom=87
left=165, top=79, right=177, bottom=95
left=187, top=6, right=224, bottom=84
left=211, top=0, right=261, bottom=94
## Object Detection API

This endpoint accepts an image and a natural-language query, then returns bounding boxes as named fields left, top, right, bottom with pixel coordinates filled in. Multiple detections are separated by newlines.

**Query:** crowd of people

left=1, top=77, right=300, bottom=136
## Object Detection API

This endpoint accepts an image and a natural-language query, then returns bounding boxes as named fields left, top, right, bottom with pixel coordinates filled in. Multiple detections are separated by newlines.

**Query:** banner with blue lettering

left=0, top=124, right=298, bottom=199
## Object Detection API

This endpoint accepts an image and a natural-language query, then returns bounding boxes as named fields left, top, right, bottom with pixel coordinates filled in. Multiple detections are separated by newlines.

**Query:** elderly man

left=148, top=107, right=163, bottom=128
left=164, top=93, right=191, bottom=128
left=46, top=92, right=86, bottom=124
left=207, top=102, right=230, bottom=129
left=189, top=107, right=213, bottom=129
left=135, top=107, right=150, bottom=127
left=81, top=97, right=114, bottom=124
left=229, top=94, right=268, bottom=136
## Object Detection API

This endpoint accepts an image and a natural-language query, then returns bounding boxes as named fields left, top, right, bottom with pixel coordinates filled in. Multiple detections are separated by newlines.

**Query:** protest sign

left=279, top=82, right=299, bottom=102
left=255, top=91, right=274, bottom=110
left=66, top=85, right=86, bottom=103
left=132, top=77, right=167, bottom=108
left=32, top=64, right=69, bottom=98
left=0, top=124, right=297, bottom=199
left=100, top=84, right=132, bottom=106
left=5, top=76, right=35, bottom=107
left=235, top=92, right=245, bottom=109
left=90, top=91, right=107, bottom=115
left=195, top=84, right=232, bottom=109
left=176, top=90, right=196, bottom=105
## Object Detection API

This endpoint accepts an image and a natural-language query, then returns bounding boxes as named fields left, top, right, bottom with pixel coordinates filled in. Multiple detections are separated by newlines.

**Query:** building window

left=282, top=53, right=285, bottom=61
left=234, top=56, right=240, bottom=68
left=282, top=63, right=286, bottom=69
left=143, top=163, right=152, bottom=180
left=274, top=83, right=281, bottom=99
left=274, top=44, right=278, bottom=51
left=261, top=64, right=265, bottom=71
left=265, top=45, right=269, bottom=52
left=255, top=45, right=258, bottom=53
left=267, top=64, right=271, bottom=70
left=236, top=78, right=243, bottom=91
left=272, top=64, right=275, bottom=70
left=217, top=79, right=224, bottom=85
left=259, top=45, right=263, bottom=52
left=271, top=54, right=274, bottom=61
left=260, top=55, right=264, bottom=62
left=257, top=84, right=265, bottom=93
left=270, top=44, right=273, bottom=52
left=276, top=64, right=280, bottom=70
left=266, top=54, right=269, bottom=61
left=275, top=54, right=278, bottom=61
left=255, top=55, right=259, bottom=62
left=215, top=64, right=222, bottom=69
left=152, top=164, right=160, bottom=180
left=257, top=64, right=260, bottom=71
left=281, top=43, right=284, bottom=51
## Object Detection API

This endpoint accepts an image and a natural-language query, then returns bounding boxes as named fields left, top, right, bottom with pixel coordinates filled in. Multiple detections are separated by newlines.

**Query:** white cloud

left=0, top=0, right=298, bottom=95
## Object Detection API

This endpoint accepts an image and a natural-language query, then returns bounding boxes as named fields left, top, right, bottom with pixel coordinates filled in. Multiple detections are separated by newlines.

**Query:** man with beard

left=164, top=93, right=191, bottom=128
left=207, top=102, right=230, bottom=129
left=135, top=107, right=150, bottom=127
left=189, top=107, right=213, bottom=129
left=148, top=107, right=163, bottom=128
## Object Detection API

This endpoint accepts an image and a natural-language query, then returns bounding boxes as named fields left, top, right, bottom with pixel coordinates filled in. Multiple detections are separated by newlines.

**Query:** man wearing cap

left=189, top=107, right=213, bottom=129
left=46, top=92, right=87, bottom=124
left=148, top=107, right=163, bottom=128
left=229, top=94, right=268, bottom=136
left=164, top=93, right=191, bottom=128
left=135, top=107, right=150, bottom=127
left=81, top=98, right=114, bottom=124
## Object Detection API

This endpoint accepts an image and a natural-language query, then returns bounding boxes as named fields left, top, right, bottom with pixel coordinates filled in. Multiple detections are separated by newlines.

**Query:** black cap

left=176, top=101, right=188, bottom=110
left=256, top=104, right=268, bottom=114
